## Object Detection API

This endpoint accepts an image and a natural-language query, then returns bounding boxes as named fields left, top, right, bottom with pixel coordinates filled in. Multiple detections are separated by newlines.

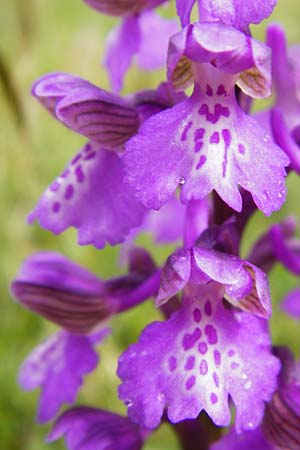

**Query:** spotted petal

left=118, top=283, right=280, bottom=431
left=19, top=330, right=109, bottom=423
left=28, top=144, right=146, bottom=248
left=123, top=73, right=289, bottom=215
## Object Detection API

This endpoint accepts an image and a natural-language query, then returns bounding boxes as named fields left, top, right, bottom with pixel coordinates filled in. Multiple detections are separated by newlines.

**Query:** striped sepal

left=12, top=282, right=114, bottom=334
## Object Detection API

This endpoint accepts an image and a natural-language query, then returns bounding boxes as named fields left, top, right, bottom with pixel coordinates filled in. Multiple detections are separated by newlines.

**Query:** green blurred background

left=0, top=1, right=299, bottom=449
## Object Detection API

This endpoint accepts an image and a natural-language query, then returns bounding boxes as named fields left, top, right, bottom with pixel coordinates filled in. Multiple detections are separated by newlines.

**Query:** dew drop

left=244, top=380, right=252, bottom=390
left=263, top=133, right=270, bottom=142
left=178, top=176, right=186, bottom=185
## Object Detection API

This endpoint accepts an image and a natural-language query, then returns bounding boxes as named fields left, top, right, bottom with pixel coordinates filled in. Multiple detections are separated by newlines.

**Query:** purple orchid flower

left=12, top=249, right=160, bottom=423
left=123, top=22, right=289, bottom=216
left=48, top=406, right=149, bottom=449
left=29, top=73, right=187, bottom=248
left=83, top=0, right=178, bottom=92
left=118, top=230, right=279, bottom=432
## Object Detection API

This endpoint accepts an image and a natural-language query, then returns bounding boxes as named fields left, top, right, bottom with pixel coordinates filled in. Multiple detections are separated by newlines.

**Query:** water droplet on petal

left=263, top=133, right=270, bottom=142
left=125, top=399, right=133, bottom=407
left=178, top=176, right=186, bottom=185
left=247, top=422, right=254, bottom=429
left=244, top=380, right=252, bottom=390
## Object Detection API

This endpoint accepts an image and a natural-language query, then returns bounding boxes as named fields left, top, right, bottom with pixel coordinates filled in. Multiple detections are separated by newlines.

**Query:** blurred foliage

left=0, top=1, right=300, bottom=449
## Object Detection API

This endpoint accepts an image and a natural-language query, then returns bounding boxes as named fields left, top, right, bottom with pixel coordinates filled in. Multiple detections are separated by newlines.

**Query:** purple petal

left=269, top=224, right=300, bottom=276
left=123, top=74, right=288, bottom=215
left=32, top=72, right=90, bottom=116
left=118, top=283, right=280, bottom=431
left=143, top=195, right=186, bottom=243
left=193, top=247, right=271, bottom=318
left=10, top=252, right=113, bottom=334
left=262, top=347, right=300, bottom=450
left=47, top=406, right=146, bottom=450
left=28, top=144, right=146, bottom=249
left=267, top=24, right=300, bottom=132
left=281, top=288, right=300, bottom=320
left=156, top=249, right=192, bottom=306
left=270, top=108, right=300, bottom=174
left=247, top=218, right=298, bottom=273
left=168, top=23, right=272, bottom=98
left=211, top=428, right=272, bottom=450
left=19, top=330, right=109, bottom=423
left=176, top=0, right=196, bottom=26
left=33, top=73, right=139, bottom=149
left=136, top=11, right=178, bottom=70
left=199, top=0, right=277, bottom=32
left=104, top=16, right=140, bottom=93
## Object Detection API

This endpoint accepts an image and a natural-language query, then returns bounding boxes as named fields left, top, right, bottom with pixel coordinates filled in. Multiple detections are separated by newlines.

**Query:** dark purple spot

left=61, top=169, right=70, bottom=178
left=215, top=104, right=230, bottom=118
left=238, top=144, right=246, bottom=154
left=228, top=349, right=235, bottom=357
left=217, top=85, right=226, bottom=96
left=209, top=131, right=220, bottom=144
left=204, top=300, right=212, bottom=316
left=181, top=121, right=193, bottom=141
left=210, top=393, right=218, bottom=404
left=71, top=154, right=82, bottom=165
left=213, top=372, right=220, bottom=387
left=52, top=202, right=61, bottom=213
left=198, top=342, right=208, bottom=354
left=206, top=84, right=213, bottom=96
left=75, top=165, right=85, bottom=183
left=84, top=143, right=92, bottom=152
left=83, top=151, right=96, bottom=161
left=182, top=328, right=202, bottom=351
left=196, top=155, right=207, bottom=170
left=194, top=128, right=205, bottom=141
left=195, top=141, right=204, bottom=153
left=222, top=129, right=232, bottom=178
left=200, top=359, right=208, bottom=375
left=168, top=356, right=177, bottom=372
left=50, top=181, right=60, bottom=192
left=205, top=325, right=218, bottom=345
left=231, top=362, right=240, bottom=370
left=185, top=356, right=195, bottom=371
left=214, top=350, right=221, bottom=367
left=186, top=375, right=196, bottom=390
left=193, top=308, right=201, bottom=323
left=64, top=184, right=74, bottom=200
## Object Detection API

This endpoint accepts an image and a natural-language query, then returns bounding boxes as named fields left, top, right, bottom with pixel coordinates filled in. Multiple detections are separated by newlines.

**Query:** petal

left=269, top=224, right=300, bottom=276
left=47, top=406, right=146, bottom=450
left=156, top=249, right=192, bottom=306
left=281, top=288, right=300, bottom=320
left=211, top=428, right=272, bottom=450
left=104, top=16, right=140, bottom=93
left=124, top=75, right=288, bottom=215
left=176, top=0, right=196, bottom=27
left=247, top=218, right=297, bottom=273
left=19, top=330, right=109, bottom=423
left=118, top=283, right=280, bottom=431
left=193, top=247, right=271, bottom=318
left=270, top=108, right=300, bottom=174
left=136, top=11, right=178, bottom=70
left=10, top=252, right=112, bottom=334
left=199, top=0, right=277, bottom=32
left=28, top=144, right=146, bottom=249
left=33, top=72, right=139, bottom=149
left=168, top=23, right=272, bottom=98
